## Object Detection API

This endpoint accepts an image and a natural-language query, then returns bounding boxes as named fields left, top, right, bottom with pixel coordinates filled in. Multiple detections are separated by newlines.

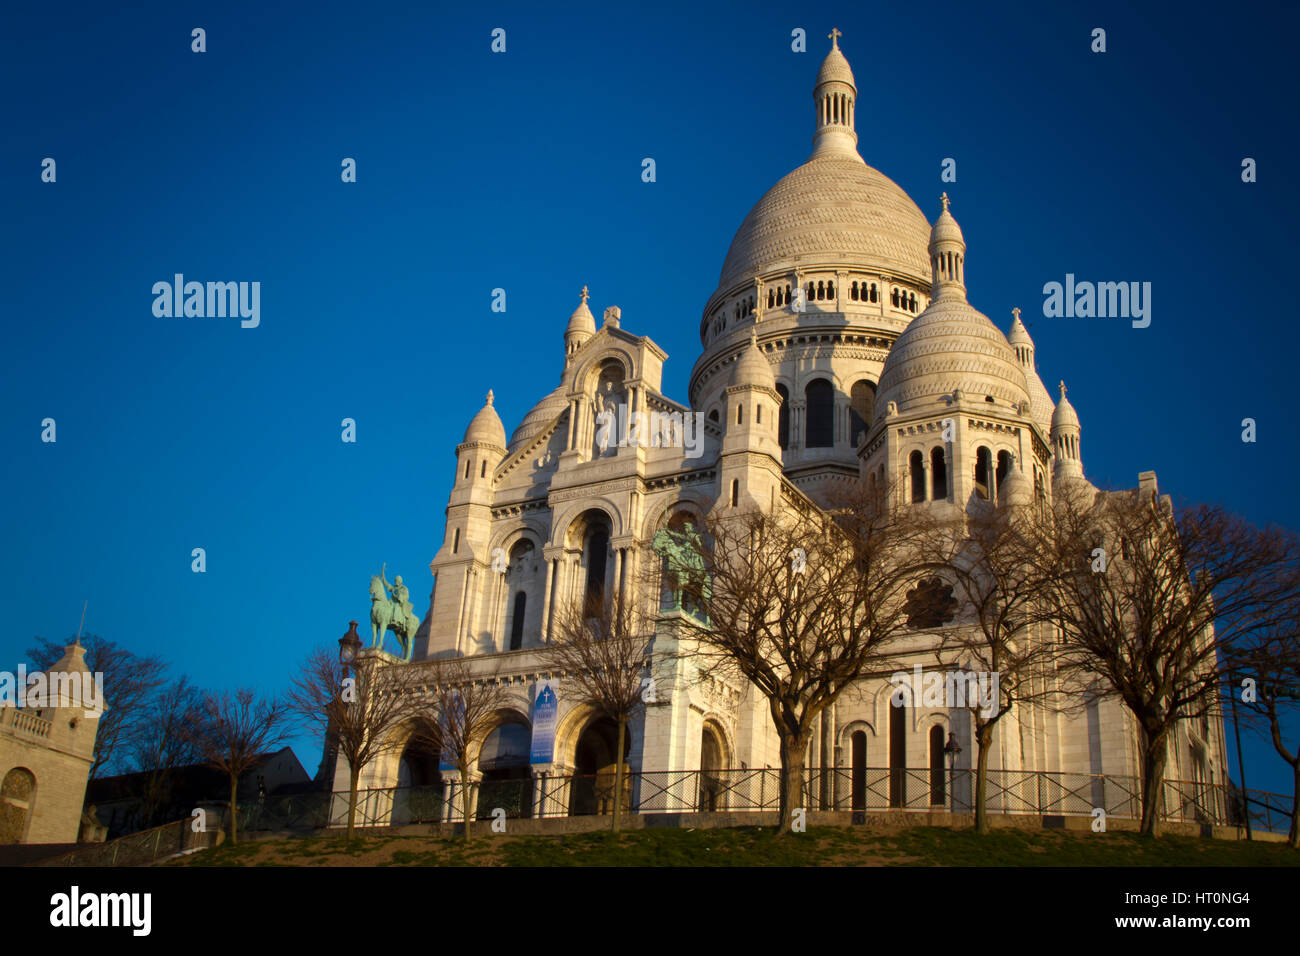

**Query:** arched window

left=849, top=381, right=875, bottom=446
left=730, top=479, right=739, bottom=507
left=869, top=283, right=878, bottom=303
left=583, top=528, right=610, bottom=616
left=1, top=767, right=37, bottom=844
left=975, top=446, right=992, bottom=499
left=775, top=384, right=790, bottom=449
left=756, top=404, right=762, bottom=425
left=827, top=281, right=835, bottom=300
left=708, top=409, right=720, bottom=423
left=851, top=281, right=859, bottom=301
left=480, top=460, right=487, bottom=478
left=817, top=280, right=825, bottom=301
left=509, top=591, right=527, bottom=650
left=736, top=402, right=743, bottom=426
left=929, top=726, right=946, bottom=806
left=464, top=459, right=471, bottom=479
left=931, top=447, right=947, bottom=500
left=804, top=379, right=834, bottom=448
left=452, top=528, right=460, bottom=554
left=909, top=293, right=917, bottom=312
left=891, top=288, right=900, bottom=308
left=910, top=450, right=925, bottom=503
left=851, top=731, right=867, bottom=814
left=996, top=450, right=1012, bottom=501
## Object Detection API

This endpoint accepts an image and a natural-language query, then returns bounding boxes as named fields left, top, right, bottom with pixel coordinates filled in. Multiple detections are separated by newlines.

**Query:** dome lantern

left=929, top=193, right=967, bottom=301
left=811, top=28, right=862, bottom=162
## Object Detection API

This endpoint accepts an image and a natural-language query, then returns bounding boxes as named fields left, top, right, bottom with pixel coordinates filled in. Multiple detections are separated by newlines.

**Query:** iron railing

left=284, top=767, right=1292, bottom=835
left=38, top=816, right=216, bottom=866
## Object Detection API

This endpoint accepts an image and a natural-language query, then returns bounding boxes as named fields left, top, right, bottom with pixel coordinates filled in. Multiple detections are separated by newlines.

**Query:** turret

left=810, top=29, right=863, bottom=162
left=1051, top=381, right=1084, bottom=482
left=929, top=193, right=966, bottom=301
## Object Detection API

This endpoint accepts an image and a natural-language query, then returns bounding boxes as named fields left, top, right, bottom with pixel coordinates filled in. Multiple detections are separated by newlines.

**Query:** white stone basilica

left=345, top=35, right=1228, bottom=823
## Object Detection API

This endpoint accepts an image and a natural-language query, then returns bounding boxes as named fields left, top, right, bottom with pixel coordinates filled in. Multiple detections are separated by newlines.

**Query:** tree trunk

left=974, top=724, right=994, bottom=834
left=612, top=712, right=626, bottom=834
left=460, top=764, right=472, bottom=841
left=777, top=734, right=808, bottom=835
left=1289, top=761, right=1299, bottom=850
left=347, top=765, right=360, bottom=846
left=1138, top=730, right=1168, bottom=837
left=228, top=773, right=239, bottom=845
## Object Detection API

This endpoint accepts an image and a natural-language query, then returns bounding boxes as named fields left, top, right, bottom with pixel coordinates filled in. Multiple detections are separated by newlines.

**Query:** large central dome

left=712, top=33, right=931, bottom=294
left=717, top=155, right=933, bottom=290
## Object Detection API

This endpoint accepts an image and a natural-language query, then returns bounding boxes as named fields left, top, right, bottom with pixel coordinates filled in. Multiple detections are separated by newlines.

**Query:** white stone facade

left=341, top=35, right=1227, bottom=821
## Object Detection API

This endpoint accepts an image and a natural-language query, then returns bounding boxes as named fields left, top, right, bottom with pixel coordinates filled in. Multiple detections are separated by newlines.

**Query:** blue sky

left=2, top=0, right=1297, bottom=796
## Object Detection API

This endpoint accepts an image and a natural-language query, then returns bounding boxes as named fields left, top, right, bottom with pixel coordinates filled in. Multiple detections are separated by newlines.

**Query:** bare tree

left=1033, top=483, right=1300, bottom=836
left=183, top=688, right=290, bottom=844
left=287, top=645, right=435, bottom=845
left=921, top=500, right=1060, bottom=833
left=28, top=634, right=169, bottom=778
left=423, top=657, right=511, bottom=840
left=129, top=676, right=203, bottom=827
left=1227, top=618, right=1300, bottom=847
left=675, top=480, right=933, bottom=833
left=549, top=588, right=654, bottom=832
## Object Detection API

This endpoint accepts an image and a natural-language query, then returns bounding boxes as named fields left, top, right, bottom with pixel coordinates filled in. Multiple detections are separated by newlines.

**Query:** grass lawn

left=164, top=825, right=1300, bottom=867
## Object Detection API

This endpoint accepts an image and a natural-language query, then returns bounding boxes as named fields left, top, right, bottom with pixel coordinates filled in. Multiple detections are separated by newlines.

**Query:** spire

left=1051, top=380, right=1083, bottom=481
left=928, top=194, right=967, bottom=300
left=564, top=285, right=596, bottom=358
left=1008, top=306, right=1034, bottom=367
left=811, top=30, right=862, bottom=162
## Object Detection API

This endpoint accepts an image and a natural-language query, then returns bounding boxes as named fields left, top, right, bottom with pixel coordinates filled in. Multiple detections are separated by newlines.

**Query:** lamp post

left=339, top=620, right=362, bottom=667
left=324, top=621, right=363, bottom=795
left=944, top=732, right=962, bottom=814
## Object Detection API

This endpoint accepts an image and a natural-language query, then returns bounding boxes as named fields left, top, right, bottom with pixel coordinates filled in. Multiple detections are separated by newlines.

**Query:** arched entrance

left=393, top=734, right=443, bottom=825
left=570, top=716, right=632, bottom=816
left=698, top=723, right=726, bottom=811
left=0, top=768, right=36, bottom=844
left=477, top=719, right=533, bottom=820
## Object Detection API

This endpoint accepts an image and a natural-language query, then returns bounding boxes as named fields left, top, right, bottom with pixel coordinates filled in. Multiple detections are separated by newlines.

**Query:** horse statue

left=369, top=573, right=420, bottom=662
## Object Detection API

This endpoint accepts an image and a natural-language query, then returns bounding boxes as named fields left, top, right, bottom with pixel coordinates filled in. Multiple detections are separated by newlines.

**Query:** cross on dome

left=828, top=27, right=842, bottom=48
left=1012, top=306, right=1021, bottom=321
left=579, top=285, right=589, bottom=304
left=940, top=192, right=951, bottom=212
left=1059, top=381, right=1067, bottom=398
left=486, top=389, right=494, bottom=405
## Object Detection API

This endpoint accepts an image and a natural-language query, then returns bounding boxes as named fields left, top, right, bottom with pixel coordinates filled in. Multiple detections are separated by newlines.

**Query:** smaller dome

left=1051, top=382, right=1081, bottom=432
left=1007, top=310, right=1033, bottom=348
left=816, top=39, right=856, bottom=87
left=929, top=194, right=965, bottom=246
left=509, top=384, right=568, bottom=450
left=729, top=331, right=776, bottom=389
left=566, top=286, right=595, bottom=338
left=463, top=390, right=507, bottom=447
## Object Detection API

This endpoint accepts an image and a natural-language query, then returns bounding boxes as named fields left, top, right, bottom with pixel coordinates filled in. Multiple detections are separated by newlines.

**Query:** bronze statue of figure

left=370, top=563, right=419, bottom=662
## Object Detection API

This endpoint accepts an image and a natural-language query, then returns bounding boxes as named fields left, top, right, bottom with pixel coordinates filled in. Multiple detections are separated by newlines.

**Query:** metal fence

left=248, top=767, right=1291, bottom=835
left=38, top=817, right=216, bottom=866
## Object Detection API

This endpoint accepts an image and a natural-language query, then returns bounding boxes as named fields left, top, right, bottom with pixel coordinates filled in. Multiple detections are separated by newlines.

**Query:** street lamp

left=339, top=620, right=362, bottom=665
left=944, top=732, right=962, bottom=813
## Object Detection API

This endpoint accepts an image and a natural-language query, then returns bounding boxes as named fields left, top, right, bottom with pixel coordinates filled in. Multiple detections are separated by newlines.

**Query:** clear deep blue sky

left=3, top=1, right=1297, bottom=793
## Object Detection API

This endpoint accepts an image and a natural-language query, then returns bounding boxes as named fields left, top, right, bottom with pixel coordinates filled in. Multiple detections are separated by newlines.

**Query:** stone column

left=540, top=551, right=559, bottom=642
